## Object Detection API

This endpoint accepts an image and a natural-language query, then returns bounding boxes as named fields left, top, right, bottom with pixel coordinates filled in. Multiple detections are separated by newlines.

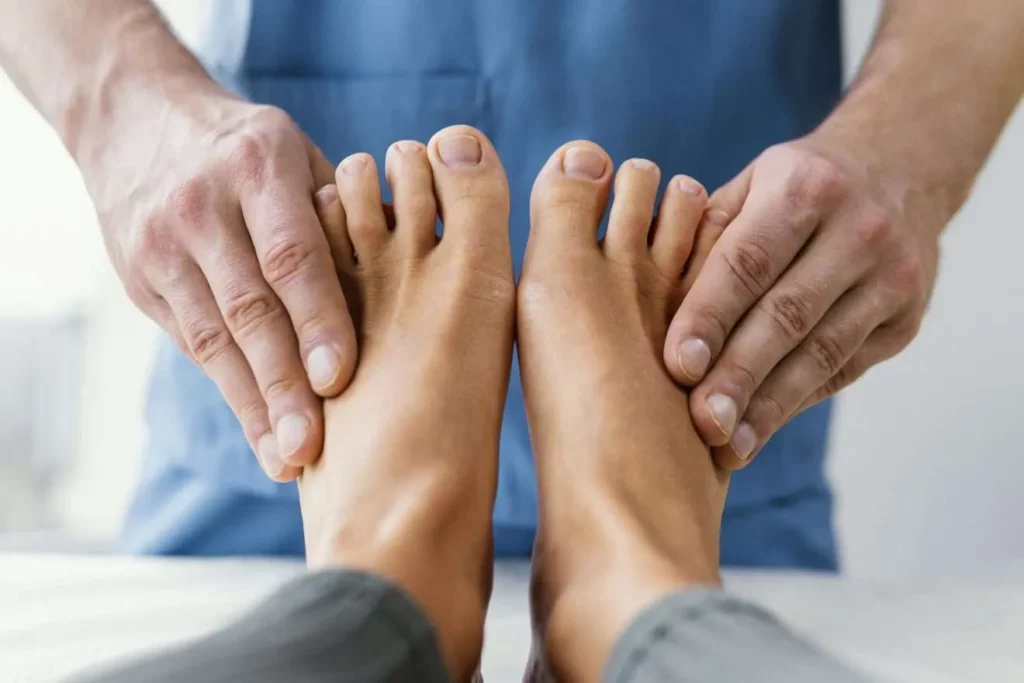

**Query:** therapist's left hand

left=663, top=134, right=941, bottom=469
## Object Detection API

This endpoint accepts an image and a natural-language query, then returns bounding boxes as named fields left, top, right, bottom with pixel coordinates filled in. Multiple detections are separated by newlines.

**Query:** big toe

left=426, top=125, right=511, bottom=260
left=529, top=141, right=613, bottom=248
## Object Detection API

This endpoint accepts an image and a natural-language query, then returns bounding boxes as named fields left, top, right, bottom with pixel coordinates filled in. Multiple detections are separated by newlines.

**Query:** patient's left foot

left=299, top=126, right=515, bottom=682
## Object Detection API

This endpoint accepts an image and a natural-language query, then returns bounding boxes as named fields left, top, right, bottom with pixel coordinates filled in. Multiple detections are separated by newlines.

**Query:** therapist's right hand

left=96, top=91, right=356, bottom=482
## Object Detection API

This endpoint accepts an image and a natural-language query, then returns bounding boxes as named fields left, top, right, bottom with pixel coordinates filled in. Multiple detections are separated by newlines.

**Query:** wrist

left=810, top=91, right=974, bottom=231
left=66, top=10, right=227, bottom=177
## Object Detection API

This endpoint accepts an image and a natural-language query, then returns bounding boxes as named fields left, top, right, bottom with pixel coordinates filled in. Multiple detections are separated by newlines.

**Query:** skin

left=664, top=0, right=1024, bottom=467
left=3, top=1, right=1021, bottom=475
left=300, top=127, right=725, bottom=682
left=0, top=0, right=354, bottom=480
left=300, top=127, right=515, bottom=680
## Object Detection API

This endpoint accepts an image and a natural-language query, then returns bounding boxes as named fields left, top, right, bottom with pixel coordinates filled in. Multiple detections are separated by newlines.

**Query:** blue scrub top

left=121, top=0, right=842, bottom=569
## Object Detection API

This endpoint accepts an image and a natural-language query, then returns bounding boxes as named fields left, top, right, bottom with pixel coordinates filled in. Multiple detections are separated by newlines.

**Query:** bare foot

left=298, top=126, right=515, bottom=682
left=519, top=142, right=729, bottom=682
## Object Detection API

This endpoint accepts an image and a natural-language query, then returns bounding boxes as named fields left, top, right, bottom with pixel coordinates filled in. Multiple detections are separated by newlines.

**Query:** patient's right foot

left=299, top=126, right=515, bottom=682
left=519, top=142, right=730, bottom=682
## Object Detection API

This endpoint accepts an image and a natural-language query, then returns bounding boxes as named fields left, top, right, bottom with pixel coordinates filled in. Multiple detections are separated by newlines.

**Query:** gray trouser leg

left=604, top=588, right=874, bottom=683
left=73, top=570, right=451, bottom=683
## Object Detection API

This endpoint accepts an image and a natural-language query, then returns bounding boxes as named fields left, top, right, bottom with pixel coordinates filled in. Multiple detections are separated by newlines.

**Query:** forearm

left=816, top=0, right=1024, bottom=225
left=0, top=0, right=223, bottom=171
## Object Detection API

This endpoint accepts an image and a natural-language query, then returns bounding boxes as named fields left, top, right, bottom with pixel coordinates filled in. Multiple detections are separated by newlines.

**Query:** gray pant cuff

left=604, top=587, right=873, bottom=683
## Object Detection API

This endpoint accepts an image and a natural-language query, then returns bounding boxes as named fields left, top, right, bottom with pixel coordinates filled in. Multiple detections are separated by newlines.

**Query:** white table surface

left=1, top=553, right=1021, bottom=682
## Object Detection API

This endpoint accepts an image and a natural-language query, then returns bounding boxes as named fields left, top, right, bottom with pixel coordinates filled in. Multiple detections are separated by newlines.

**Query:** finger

left=156, top=259, right=299, bottom=482
left=665, top=157, right=836, bottom=391
left=186, top=207, right=325, bottom=470
left=691, top=210, right=877, bottom=446
left=313, top=184, right=355, bottom=272
left=711, top=284, right=895, bottom=470
left=303, top=132, right=337, bottom=189
left=241, top=166, right=359, bottom=402
left=793, top=316, right=917, bottom=415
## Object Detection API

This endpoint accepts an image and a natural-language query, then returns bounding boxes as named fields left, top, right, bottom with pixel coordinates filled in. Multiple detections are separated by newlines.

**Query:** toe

left=385, top=140, right=438, bottom=256
left=426, top=125, right=511, bottom=256
left=650, top=174, right=706, bottom=277
left=314, top=184, right=355, bottom=273
left=680, top=209, right=729, bottom=299
left=605, top=158, right=661, bottom=258
left=335, top=153, right=388, bottom=260
left=529, top=141, right=613, bottom=247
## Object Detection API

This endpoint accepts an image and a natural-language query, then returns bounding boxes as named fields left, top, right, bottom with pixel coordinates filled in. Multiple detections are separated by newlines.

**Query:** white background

left=0, top=1, right=1020, bottom=580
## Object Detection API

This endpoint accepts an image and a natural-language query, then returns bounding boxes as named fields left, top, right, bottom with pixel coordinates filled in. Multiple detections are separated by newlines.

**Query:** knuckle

left=804, top=333, right=847, bottom=377
left=223, top=289, right=281, bottom=336
left=821, top=364, right=853, bottom=397
left=263, top=375, right=304, bottom=402
left=851, top=203, right=893, bottom=251
left=183, top=320, right=234, bottom=366
left=231, top=133, right=270, bottom=186
left=890, top=314, right=922, bottom=348
left=235, top=398, right=268, bottom=428
left=762, top=289, right=815, bottom=342
left=748, top=391, right=786, bottom=430
left=690, top=302, right=731, bottom=347
left=123, top=217, right=166, bottom=266
left=122, top=279, right=153, bottom=311
left=252, top=104, right=295, bottom=133
left=785, top=153, right=843, bottom=209
left=889, top=249, right=927, bottom=299
left=720, top=359, right=758, bottom=395
left=261, top=239, right=319, bottom=288
left=168, top=177, right=212, bottom=227
left=723, top=237, right=775, bottom=295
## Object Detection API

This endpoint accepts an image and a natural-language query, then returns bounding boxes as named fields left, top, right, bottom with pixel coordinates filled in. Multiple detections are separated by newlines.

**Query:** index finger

left=664, top=163, right=822, bottom=391
left=241, top=171, right=358, bottom=400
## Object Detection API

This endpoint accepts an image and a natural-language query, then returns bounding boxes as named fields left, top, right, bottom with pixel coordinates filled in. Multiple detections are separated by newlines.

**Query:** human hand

left=663, top=135, right=941, bottom=469
left=95, top=92, right=356, bottom=481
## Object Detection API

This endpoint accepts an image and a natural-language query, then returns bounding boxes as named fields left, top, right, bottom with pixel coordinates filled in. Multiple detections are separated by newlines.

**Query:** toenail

left=340, top=154, right=368, bottom=175
left=628, top=158, right=657, bottom=172
left=706, top=209, right=731, bottom=226
left=731, top=422, right=757, bottom=460
left=276, top=413, right=310, bottom=458
left=437, top=134, right=482, bottom=167
left=314, top=185, right=338, bottom=208
left=393, top=140, right=423, bottom=154
left=563, top=147, right=607, bottom=180
left=707, top=394, right=738, bottom=437
left=677, top=338, right=711, bottom=380
left=306, top=344, right=341, bottom=390
left=257, top=434, right=284, bottom=477
left=676, top=177, right=705, bottom=196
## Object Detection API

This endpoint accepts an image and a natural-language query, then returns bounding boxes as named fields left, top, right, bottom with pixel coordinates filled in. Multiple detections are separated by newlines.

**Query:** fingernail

left=437, top=134, right=482, bottom=167
left=276, top=414, right=310, bottom=459
left=731, top=422, right=757, bottom=460
left=307, top=344, right=341, bottom=390
left=677, top=338, right=711, bottom=380
left=340, top=154, right=368, bottom=175
left=628, top=158, right=657, bottom=172
left=706, top=209, right=731, bottom=226
left=676, top=176, right=705, bottom=196
left=257, top=434, right=284, bottom=477
left=563, top=147, right=607, bottom=180
left=314, top=185, right=338, bottom=209
left=393, top=140, right=423, bottom=154
left=707, top=394, right=738, bottom=437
